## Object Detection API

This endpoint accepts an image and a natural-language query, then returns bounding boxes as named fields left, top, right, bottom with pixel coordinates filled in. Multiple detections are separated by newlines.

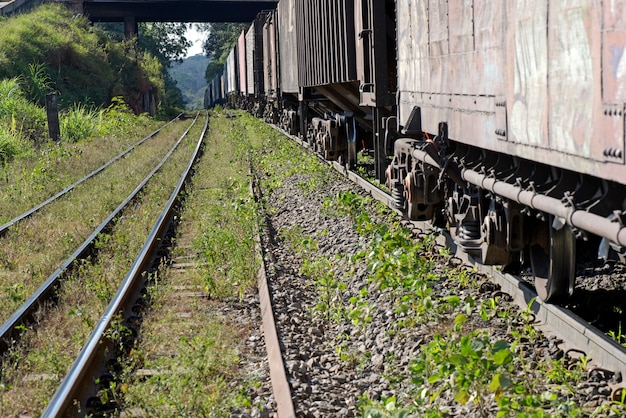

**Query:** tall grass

left=0, top=78, right=47, bottom=143
left=60, top=104, right=100, bottom=143
left=0, top=125, right=25, bottom=164
left=0, top=4, right=165, bottom=112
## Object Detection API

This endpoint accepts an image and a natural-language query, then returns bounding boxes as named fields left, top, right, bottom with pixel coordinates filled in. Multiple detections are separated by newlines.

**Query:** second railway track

left=0, top=112, right=207, bottom=415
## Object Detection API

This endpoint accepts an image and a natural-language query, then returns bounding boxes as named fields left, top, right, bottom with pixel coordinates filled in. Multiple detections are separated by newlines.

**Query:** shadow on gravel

left=568, top=261, right=626, bottom=340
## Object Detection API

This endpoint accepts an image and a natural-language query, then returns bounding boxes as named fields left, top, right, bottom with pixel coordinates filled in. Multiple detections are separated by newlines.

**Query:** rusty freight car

left=207, top=0, right=626, bottom=303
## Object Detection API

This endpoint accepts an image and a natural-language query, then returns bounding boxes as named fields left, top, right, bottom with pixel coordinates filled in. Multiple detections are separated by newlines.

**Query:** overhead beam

left=78, top=0, right=277, bottom=22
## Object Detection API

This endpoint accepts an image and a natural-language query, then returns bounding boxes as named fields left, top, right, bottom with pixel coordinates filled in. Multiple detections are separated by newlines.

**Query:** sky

left=185, top=25, right=206, bottom=58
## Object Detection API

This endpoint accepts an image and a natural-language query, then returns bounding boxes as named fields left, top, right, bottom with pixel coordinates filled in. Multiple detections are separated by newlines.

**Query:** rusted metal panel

left=396, top=0, right=626, bottom=185
left=354, top=0, right=395, bottom=107
left=237, top=30, right=247, bottom=96
left=296, top=0, right=356, bottom=88
left=601, top=1, right=626, bottom=165
left=277, top=0, right=299, bottom=94
left=449, top=0, right=474, bottom=54
left=507, top=1, right=548, bottom=148
left=263, top=10, right=279, bottom=98
left=547, top=0, right=597, bottom=157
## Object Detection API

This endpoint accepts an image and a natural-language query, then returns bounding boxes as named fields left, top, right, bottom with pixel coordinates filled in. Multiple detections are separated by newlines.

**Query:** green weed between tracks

left=0, top=118, right=202, bottom=416
left=0, top=120, right=191, bottom=324
left=246, top=118, right=626, bottom=417
left=116, top=110, right=272, bottom=415
left=327, top=192, right=626, bottom=417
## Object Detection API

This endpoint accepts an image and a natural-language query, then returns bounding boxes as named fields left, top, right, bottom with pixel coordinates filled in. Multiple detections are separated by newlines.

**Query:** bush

left=0, top=4, right=165, bottom=112
left=0, top=126, right=26, bottom=164
left=60, top=103, right=100, bottom=143
left=0, top=78, right=47, bottom=142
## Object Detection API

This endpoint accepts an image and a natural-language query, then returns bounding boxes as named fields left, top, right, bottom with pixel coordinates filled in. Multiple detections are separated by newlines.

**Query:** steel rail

left=42, top=110, right=208, bottom=417
left=273, top=124, right=626, bottom=389
left=0, top=113, right=182, bottom=236
left=0, top=112, right=197, bottom=352
left=250, top=170, right=296, bottom=418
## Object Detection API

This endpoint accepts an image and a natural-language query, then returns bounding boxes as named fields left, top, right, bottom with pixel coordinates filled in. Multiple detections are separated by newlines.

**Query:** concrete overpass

left=1, top=0, right=276, bottom=39
left=76, top=0, right=276, bottom=22
left=1, top=0, right=277, bottom=25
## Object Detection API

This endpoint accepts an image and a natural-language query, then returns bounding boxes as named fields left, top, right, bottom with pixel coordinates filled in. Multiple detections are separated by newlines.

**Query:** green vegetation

left=118, top=110, right=267, bottom=415
left=0, top=4, right=164, bottom=111
left=228, top=114, right=626, bottom=417
left=169, top=54, right=210, bottom=109
left=0, top=117, right=200, bottom=415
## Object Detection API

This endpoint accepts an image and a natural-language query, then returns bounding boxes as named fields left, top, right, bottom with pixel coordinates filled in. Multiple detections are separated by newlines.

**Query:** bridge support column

left=124, top=15, right=138, bottom=39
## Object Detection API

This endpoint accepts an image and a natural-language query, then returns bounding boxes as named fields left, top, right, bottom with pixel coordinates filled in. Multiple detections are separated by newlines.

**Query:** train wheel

left=529, top=217, right=576, bottom=303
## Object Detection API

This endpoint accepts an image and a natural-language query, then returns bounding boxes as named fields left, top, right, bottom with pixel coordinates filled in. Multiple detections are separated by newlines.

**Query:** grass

left=117, top=110, right=266, bottom=415
left=0, top=4, right=166, bottom=110
left=0, top=119, right=192, bottom=323
left=0, top=96, right=158, bottom=223
left=231, top=116, right=626, bottom=417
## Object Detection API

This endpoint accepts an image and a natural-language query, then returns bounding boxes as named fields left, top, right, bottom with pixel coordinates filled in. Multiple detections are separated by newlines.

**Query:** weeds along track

left=40, top=110, right=278, bottom=417
left=253, top=116, right=626, bottom=416
left=272, top=122, right=626, bottom=379
left=0, top=111, right=207, bottom=416
left=0, top=114, right=180, bottom=235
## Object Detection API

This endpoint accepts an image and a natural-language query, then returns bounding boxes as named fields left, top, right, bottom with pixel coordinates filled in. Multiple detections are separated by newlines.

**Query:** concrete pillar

left=124, top=15, right=138, bottom=39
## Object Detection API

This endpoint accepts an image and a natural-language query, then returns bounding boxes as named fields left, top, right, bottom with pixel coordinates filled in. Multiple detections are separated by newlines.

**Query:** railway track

left=0, top=112, right=206, bottom=415
left=41, top=111, right=208, bottom=416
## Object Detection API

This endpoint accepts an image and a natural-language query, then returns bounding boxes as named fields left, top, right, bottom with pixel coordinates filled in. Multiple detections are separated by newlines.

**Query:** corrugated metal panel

left=263, top=10, right=279, bottom=98
left=246, top=22, right=256, bottom=96
left=226, top=49, right=237, bottom=94
left=245, top=14, right=267, bottom=97
left=237, top=30, right=247, bottom=96
left=354, top=0, right=395, bottom=107
left=295, top=0, right=356, bottom=87
left=277, top=0, right=299, bottom=94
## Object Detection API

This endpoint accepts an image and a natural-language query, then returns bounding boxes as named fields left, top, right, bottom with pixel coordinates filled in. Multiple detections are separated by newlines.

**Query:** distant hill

left=169, top=54, right=210, bottom=109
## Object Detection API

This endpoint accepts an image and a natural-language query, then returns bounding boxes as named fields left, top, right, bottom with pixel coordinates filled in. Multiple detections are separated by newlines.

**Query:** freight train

left=205, top=0, right=626, bottom=304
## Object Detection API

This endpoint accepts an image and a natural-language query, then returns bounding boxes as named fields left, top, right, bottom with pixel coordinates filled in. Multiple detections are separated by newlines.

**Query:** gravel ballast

left=241, top=120, right=626, bottom=417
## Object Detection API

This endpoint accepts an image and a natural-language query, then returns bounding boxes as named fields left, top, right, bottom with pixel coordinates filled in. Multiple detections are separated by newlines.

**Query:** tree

left=139, top=22, right=192, bottom=66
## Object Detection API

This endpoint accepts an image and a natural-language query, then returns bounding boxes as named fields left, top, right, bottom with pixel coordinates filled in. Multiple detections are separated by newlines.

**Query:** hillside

left=169, top=54, right=210, bottom=109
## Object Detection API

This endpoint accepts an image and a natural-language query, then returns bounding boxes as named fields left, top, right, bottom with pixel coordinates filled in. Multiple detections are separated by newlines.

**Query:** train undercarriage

left=386, top=131, right=626, bottom=303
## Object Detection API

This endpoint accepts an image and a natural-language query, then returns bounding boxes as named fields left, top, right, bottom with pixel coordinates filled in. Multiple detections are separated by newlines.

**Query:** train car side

left=206, top=0, right=626, bottom=303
